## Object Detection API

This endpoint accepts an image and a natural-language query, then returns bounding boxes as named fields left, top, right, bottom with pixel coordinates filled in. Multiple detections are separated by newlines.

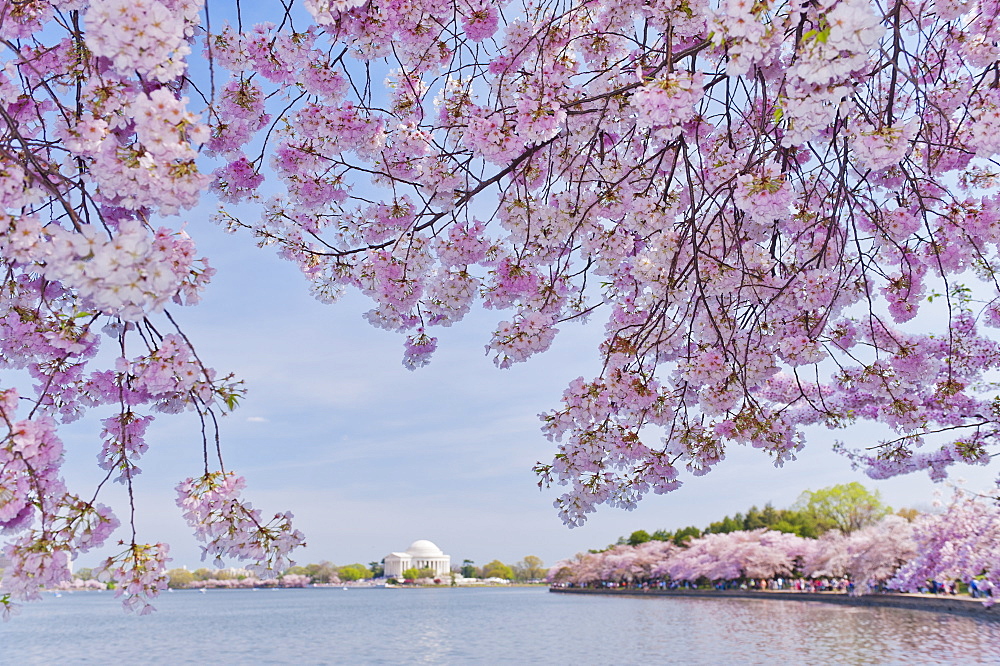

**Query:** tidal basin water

left=2, top=586, right=1000, bottom=664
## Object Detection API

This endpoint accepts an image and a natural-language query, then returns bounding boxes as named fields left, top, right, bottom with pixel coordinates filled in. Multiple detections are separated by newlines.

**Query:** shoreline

left=549, top=587, right=1000, bottom=622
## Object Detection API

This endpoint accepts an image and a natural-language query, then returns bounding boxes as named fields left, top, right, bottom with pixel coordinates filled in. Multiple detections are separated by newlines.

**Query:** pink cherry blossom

left=4, top=0, right=1000, bottom=618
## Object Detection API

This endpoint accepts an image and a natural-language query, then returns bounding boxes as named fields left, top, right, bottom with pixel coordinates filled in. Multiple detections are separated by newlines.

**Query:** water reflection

left=560, top=595, right=999, bottom=665
left=1, top=587, right=997, bottom=664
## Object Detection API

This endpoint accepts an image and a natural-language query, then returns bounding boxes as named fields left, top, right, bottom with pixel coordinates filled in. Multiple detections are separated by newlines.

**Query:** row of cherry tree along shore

left=547, top=484, right=1000, bottom=605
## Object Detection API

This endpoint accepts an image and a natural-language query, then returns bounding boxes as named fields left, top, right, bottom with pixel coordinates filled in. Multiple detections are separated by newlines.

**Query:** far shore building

left=383, top=540, right=451, bottom=578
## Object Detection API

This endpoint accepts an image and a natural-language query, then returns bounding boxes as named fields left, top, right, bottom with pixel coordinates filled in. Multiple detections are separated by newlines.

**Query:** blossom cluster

left=631, top=72, right=703, bottom=142
left=85, top=0, right=202, bottom=82
left=0, top=491, right=119, bottom=611
left=176, top=472, right=306, bottom=576
left=0, top=219, right=211, bottom=321
left=95, top=542, right=172, bottom=615
left=890, top=487, right=1000, bottom=605
left=98, top=412, right=155, bottom=483
left=849, top=121, right=919, bottom=172
left=90, top=89, right=211, bottom=216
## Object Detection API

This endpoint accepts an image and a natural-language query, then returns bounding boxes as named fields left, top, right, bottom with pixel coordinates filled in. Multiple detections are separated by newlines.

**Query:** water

left=1, top=587, right=999, bottom=665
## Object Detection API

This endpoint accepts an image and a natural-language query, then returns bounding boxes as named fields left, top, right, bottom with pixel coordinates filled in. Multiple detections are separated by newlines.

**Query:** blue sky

left=55, top=215, right=998, bottom=573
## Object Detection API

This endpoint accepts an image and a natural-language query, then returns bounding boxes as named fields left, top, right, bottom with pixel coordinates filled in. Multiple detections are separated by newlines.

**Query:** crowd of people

left=552, top=575, right=991, bottom=599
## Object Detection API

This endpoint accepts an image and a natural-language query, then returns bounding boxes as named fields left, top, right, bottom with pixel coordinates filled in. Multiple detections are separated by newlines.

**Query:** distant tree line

left=54, top=555, right=549, bottom=591
left=455, top=556, right=547, bottom=582
left=148, top=556, right=550, bottom=587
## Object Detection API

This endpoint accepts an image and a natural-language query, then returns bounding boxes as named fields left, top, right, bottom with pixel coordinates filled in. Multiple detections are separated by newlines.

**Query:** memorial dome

left=406, top=539, right=444, bottom=557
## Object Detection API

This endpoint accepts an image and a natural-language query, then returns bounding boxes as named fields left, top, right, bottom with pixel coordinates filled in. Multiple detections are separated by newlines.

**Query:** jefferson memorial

left=383, top=540, right=451, bottom=578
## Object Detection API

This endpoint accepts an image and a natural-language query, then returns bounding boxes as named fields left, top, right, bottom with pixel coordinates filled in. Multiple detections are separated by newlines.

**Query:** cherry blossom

left=801, top=516, right=916, bottom=593
left=3, top=0, right=1000, bottom=617
left=666, top=530, right=809, bottom=582
left=891, top=487, right=1000, bottom=605
left=175, top=472, right=305, bottom=576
